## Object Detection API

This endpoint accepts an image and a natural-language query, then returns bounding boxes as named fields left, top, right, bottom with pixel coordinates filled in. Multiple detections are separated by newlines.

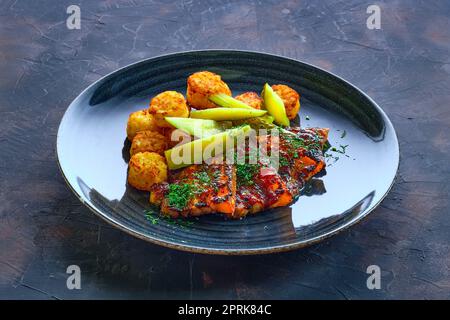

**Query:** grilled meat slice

left=278, top=127, right=329, bottom=189
left=150, top=127, right=328, bottom=218
left=234, top=127, right=329, bottom=217
left=234, top=184, right=265, bottom=217
left=149, top=163, right=236, bottom=218
left=235, top=166, right=293, bottom=218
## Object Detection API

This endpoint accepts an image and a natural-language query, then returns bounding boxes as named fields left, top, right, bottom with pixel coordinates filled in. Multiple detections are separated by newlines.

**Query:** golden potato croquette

left=271, top=84, right=300, bottom=120
left=234, top=92, right=263, bottom=110
left=128, top=152, right=168, bottom=191
left=126, top=109, right=157, bottom=141
left=130, top=130, right=168, bottom=156
left=148, top=91, right=189, bottom=128
left=186, top=71, right=232, bottom=109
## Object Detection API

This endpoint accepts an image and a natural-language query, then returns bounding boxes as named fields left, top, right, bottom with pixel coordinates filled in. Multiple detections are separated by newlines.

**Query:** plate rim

left=56, top=49, right=400, bottom=255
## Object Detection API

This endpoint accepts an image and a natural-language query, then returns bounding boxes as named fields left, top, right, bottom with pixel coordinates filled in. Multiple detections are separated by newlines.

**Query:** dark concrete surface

left=1, top=0, right=449, bottom=299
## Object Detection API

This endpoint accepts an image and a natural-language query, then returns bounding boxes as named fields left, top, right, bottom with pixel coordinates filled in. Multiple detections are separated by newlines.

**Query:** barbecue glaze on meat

left=149, top=127, right=329, bottom=218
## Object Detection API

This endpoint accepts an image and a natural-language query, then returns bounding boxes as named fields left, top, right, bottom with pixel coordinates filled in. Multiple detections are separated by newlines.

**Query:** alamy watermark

left=66, top=265, right=81, bottom=290
left=65, top=4, right=380, bottom=32
left=168, top=128, right=282, bottom=171
left=66, top=5, right=81, bottom=30
left=366, top=5, right=381, bottom=30
left=366, top=265, right=381, bottom=290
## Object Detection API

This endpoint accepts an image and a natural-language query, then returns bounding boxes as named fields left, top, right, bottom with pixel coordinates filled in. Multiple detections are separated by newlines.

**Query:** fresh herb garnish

left=236, top=163, right=258, bottom=186
left=325, top=141, right=350, bottom=164
left=305, top=115, right=310, bottom=120
left=340, top=130, right=347, bottom=138
left=194, top=171, right=210, bottom=184
left=167, top=183, right=192, bottom=210
left=145, top=211, right=160, bottom=225
left=144, top=210, right=194, bottom=228
left=330, top=144, right=348, bottom=154
left=279, top=155, right=290, bottom=167
left=282, top=132, right=320, bottom=151
left=230, top=123, right=247, bottom=130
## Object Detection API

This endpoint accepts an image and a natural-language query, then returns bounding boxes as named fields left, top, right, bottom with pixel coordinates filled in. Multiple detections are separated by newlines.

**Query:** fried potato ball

left=128, top=152, right=168, bottom=191
left=148, top=91, right=189, bottom=128
left=130, top=130, right=168, bottom=157
left=271, top=84, right=300, bottom=120
left=186, top=71, right=232, bottom=109
left=234, top=92, right=263, bottom=110
left=126, top=109, right=157, bottom=141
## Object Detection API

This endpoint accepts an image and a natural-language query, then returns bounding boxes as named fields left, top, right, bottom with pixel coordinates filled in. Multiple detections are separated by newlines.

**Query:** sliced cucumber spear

left=165, top=125, right=251, bottom=170
left=261, top=83, right=290, bottom=127
left=190, top=108, right=266, bottom=121
left=165, top=117, right=231, bottom=138
left=209, top=93, right=253, bottom=109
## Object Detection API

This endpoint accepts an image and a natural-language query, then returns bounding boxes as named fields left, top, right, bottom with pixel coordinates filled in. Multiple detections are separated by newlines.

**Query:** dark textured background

left=1, top=0, right=449, bottom=299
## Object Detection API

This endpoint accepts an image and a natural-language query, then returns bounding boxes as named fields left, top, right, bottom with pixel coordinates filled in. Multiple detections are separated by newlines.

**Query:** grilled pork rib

left=149, top=127, right=329, bottom=218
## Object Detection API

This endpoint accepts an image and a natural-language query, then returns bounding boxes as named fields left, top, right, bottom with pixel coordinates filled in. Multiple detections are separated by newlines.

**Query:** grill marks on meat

left=150, top=164, right=236, bottom=218
left=234, top=166, right=293, bottom=218
left=149, top=127, right=329, bottom=218
left=234, top=127, right=329, bottom=217
left=279, top=127, right=328, bottom=194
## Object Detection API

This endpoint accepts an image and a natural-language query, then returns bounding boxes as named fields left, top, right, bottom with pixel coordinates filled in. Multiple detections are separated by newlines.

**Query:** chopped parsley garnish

left=305, top=115, right=310, bottom=120
left=340, top=130, right=347, bottom=138
left=167, top=183, right=192, bottom=210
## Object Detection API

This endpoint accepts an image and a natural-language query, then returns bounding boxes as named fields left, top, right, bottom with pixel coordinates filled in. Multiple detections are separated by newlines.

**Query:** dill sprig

left=236, top=163, right=258, bottom=186
left=144, top=210, right=195, bottom=229
left=167, top=183, right=192, bottom=211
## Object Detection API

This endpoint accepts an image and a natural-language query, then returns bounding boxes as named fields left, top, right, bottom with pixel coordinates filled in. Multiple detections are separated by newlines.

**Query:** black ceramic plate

left=57, top=50, right=399, bottom=255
